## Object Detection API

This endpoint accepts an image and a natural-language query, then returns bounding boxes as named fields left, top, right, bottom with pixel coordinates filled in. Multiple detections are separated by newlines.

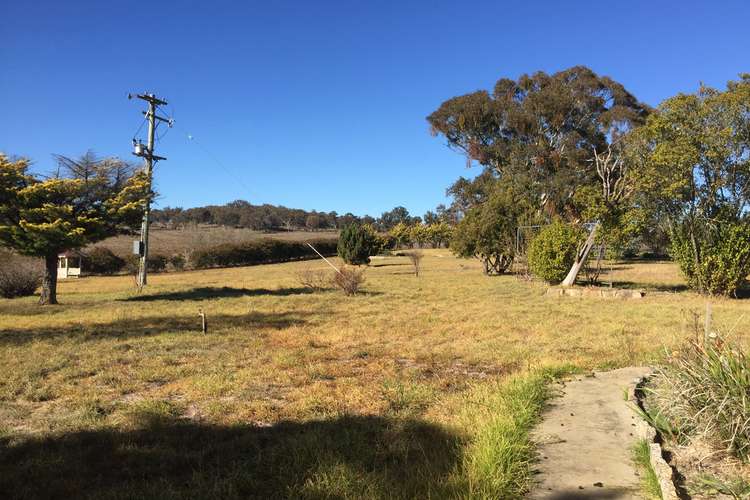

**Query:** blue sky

left=2, top=1, right=748, bottom=218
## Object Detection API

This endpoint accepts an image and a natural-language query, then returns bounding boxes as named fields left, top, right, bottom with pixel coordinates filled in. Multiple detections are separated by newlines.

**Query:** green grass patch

left=450, top=369, right=558, bottom=498
left=632, top=439, right=662, bottom=499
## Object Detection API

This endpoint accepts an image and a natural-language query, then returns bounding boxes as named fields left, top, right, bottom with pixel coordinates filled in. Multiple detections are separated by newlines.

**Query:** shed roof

left=58, top=249, right=85, bottom=258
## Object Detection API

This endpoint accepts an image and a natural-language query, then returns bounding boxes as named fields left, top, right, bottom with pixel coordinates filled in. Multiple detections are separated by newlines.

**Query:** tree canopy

left=428, top=66, right=650, bottom=219
left=450, top=180, right=535, bottom=274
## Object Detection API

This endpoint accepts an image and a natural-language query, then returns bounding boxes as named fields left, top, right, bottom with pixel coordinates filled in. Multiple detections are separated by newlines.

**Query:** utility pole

left=129, top=92, right=170, bottom=290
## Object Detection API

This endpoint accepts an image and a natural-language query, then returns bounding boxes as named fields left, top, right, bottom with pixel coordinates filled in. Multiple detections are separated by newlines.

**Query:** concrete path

left=529, top=367, right=651, bottom=499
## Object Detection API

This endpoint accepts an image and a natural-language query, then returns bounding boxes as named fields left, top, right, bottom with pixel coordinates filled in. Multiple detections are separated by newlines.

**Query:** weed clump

left=647, top=334, right=750, bottom=461
left=332, top=266, right=366, bottom=295
left=403, top=250, right=423, bottom=277
left=295, top=268, right=330, bottom=291
left=0, top=255, right=42, bottom=298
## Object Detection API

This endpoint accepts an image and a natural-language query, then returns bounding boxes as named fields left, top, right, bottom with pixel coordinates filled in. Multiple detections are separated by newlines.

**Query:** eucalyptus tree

left=429, top=66, right=649, bottom=283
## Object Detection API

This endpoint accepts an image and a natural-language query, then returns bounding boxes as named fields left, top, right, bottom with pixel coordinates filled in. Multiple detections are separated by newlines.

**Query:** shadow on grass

left=610, top=280, right=690, bottom=293
left=370, top=262, right=409, bottom=268
left=543, top=489, right=634, bottom=499
left=0, top=415, right=462, bottom=499
left=121, top=286, right=315, bottom=302
left=0, top=310, right=313, bottom=346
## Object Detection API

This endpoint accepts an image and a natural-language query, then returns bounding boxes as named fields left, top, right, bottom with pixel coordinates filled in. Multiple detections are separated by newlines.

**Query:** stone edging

left=629, top=376, right=681, bottom=500
left=546, top=287, right=645, bottom=299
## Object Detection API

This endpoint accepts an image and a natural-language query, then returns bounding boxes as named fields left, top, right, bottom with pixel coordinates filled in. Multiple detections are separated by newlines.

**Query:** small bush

left=669, top=221, right=750, bottom=296
left=527, top=221, right=585, bottom=283
left=167, top=254, right=186, bottom=272
left=332, top=266, right=366, bottom=295
left=337, top=224, right=376, bottom=265
left=295, top=268, right=330, bottom=291
left=84, top=247, right=125, bottom=275
left=404, top=250, right=423, bottom=276
left=0, top=256, right=42, bottom=298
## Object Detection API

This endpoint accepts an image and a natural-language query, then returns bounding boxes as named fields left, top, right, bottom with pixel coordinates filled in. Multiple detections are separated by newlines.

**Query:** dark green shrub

left=669, top=221, right=750, bottom=296
left=189, top=238, right=338, bottom=269
left=125, top=254, right=168, bottom=273
left=168, top=254, right=186, bottom=271
left=84, top=247, right=125, bottom=275
left=337, top=224, right=376, bottom=265
left=527, top=221, right=585, bottom=283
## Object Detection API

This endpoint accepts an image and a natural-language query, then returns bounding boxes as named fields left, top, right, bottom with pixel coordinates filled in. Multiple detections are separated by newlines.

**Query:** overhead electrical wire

left=172, top=121, right=258, bottom=199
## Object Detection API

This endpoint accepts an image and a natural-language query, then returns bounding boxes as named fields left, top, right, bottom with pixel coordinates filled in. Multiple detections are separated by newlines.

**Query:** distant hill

left=151, top=200, right=375, bottom=232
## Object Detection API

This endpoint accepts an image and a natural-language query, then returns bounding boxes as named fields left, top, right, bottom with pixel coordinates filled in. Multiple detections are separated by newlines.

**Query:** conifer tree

left=0, top=152, right=151, bottom=304
left=337, top=223, right=376, bottom=265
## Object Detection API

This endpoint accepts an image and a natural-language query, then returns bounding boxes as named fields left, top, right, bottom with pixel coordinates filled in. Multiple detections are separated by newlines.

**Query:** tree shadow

left=0, top=414, right=462, bottom=499
left=0, top=310, right=314, bottom=346
left=542, top=488, right=635, bottom=499
left=121, top=286, right=315, bottom=302
left=609, top=280, right=690, bottom=293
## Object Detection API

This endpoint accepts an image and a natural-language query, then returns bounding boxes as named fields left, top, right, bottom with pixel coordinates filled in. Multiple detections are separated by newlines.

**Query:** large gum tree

left=428, top=66, right=650, bottom=284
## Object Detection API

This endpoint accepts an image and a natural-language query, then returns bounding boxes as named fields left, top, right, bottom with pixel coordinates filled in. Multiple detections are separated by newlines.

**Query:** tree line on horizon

left=149, top=201, right=458, bottom=233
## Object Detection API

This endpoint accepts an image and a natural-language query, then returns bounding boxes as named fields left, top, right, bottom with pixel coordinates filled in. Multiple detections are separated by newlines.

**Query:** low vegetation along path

left=530, top=367, right=651, bottom=499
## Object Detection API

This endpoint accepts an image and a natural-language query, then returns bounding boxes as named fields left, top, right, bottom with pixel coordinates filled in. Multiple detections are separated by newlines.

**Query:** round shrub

left=669, top=221, right=750, bottom=296
left=84, top=247, right=125, bottom=275
left=527, top=221, right=585, bottom=283
left=337, top=224, right=377, bottom=265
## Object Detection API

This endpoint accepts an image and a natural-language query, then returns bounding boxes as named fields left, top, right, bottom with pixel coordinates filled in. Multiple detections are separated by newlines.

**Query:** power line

left=173, top=122, right=258, bottom=200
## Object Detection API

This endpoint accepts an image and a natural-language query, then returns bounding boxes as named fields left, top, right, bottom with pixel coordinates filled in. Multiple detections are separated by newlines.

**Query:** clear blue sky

left=2, top=1, right=748, bottom=218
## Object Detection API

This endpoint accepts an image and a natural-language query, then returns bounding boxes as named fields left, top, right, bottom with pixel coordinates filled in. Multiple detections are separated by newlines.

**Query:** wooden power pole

left=129, top=92, right=170, bottom=290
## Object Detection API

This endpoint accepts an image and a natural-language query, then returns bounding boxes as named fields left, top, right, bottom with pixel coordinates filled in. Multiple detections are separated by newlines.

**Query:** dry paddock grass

left=98, top=226, right=338, bottom=256
left=1, top=250, right=749, bottom=498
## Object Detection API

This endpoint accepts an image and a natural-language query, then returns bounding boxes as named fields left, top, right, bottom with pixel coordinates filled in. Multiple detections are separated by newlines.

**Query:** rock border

left=629, top=376, right=681, bottom=500
left=546, top=286, right=645, bottom=299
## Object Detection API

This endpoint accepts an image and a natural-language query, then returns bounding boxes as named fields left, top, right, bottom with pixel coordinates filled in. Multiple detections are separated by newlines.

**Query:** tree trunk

left=561, top=223, right=599, bottom=287
left=39, top=253, right=58, bottom=305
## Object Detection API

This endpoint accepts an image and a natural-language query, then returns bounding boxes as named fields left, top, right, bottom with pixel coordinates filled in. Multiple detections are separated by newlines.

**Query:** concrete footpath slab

left=529, top=367, right=651, bottom=499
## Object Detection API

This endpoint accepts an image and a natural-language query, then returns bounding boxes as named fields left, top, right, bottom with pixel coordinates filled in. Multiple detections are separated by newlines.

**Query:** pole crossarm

left=129, top=93, right=168, bottom=106
left=141, top=110, right=172, bottom=123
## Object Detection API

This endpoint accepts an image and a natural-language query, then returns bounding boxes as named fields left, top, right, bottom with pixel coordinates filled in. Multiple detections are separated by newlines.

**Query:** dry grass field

left=1, top=251, right=749, bottom=498
left=97, top=226, right=338, bottom=256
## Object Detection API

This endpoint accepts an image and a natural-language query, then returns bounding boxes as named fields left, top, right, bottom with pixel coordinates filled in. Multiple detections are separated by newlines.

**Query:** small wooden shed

left=58, top=250, right=83, bottom=279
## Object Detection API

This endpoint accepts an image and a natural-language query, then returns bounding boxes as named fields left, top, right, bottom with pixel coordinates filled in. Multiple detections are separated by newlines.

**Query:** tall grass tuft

left=653, top=334, right=750, bottom=460
left=452, top=370, right=556, bottom=497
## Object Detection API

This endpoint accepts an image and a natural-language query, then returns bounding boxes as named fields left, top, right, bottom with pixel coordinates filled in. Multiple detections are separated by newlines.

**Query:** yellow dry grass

left=1, top=250, right=748, bottom=497
left=3, top=252, right=749, bottom=429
